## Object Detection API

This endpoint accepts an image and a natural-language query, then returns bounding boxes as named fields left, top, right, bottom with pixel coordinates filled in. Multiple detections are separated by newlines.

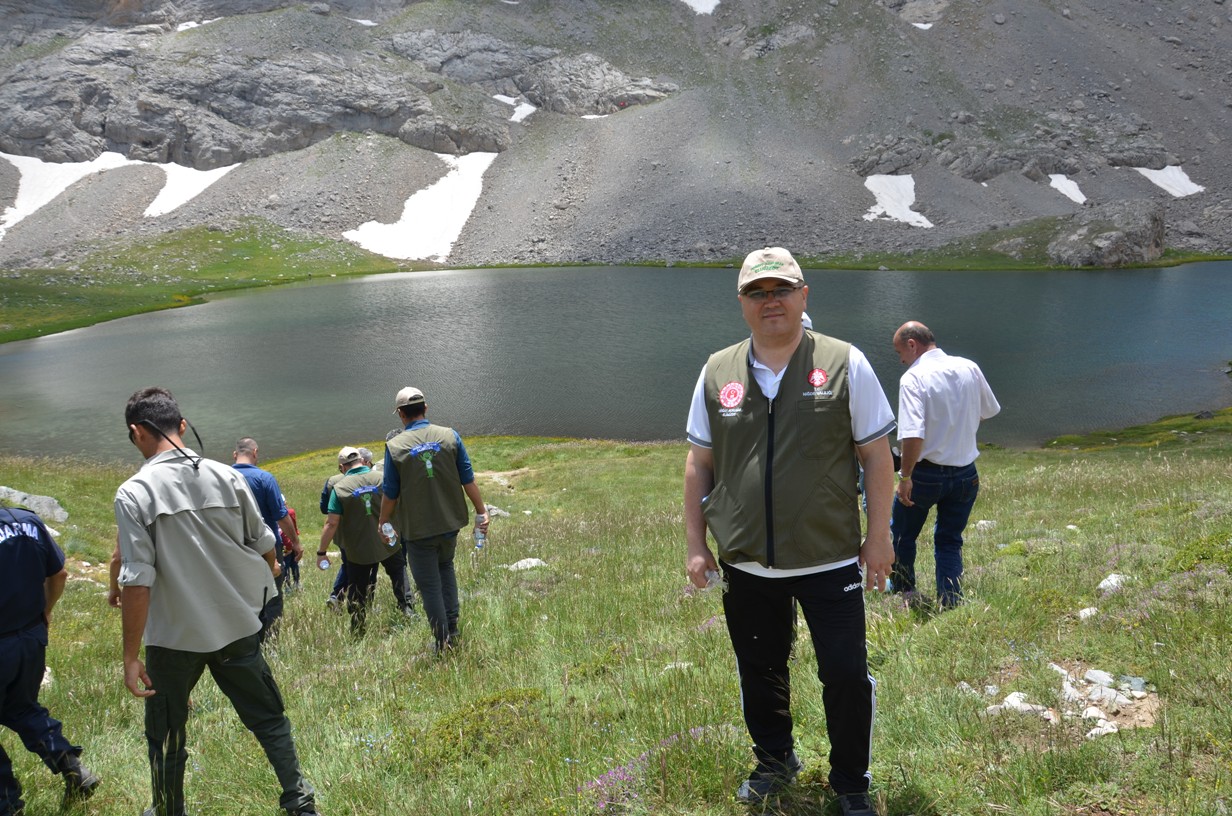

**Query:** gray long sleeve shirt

left=115, top=448, right=278, bottom=652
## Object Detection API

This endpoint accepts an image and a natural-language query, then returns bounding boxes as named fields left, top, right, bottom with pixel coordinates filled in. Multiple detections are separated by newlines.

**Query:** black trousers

left=345, top=547, right=415, bottom=634
left=143, top=634, right=314, bottom=816
left=721, top=561, right=875, bottom=795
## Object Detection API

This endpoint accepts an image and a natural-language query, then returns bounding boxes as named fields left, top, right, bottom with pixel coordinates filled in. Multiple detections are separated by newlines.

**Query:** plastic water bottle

left=317, top=555, right=330, bottom=571
left=473, top=514, right=488, bottom=550
left=381, top=522, right=398, bottom=549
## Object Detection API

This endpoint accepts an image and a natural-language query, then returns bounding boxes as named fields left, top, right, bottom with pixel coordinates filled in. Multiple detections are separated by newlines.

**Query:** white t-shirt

left=685, top=341, right=895, bottom=578
left=897, top=347, right=1000, bottom=467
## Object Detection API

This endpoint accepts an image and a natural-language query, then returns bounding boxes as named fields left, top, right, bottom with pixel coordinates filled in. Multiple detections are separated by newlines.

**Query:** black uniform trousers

left=0, top=623, right=80, bottom=816
left=721, top=560, right=875, bottom=795
left=143, top=633, right=314, bottom=816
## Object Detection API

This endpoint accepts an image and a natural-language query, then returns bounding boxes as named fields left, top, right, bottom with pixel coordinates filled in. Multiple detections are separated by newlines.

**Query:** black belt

left=0, top=619, right=43, bottom=638
left=916, top=459, right=974, bottom=472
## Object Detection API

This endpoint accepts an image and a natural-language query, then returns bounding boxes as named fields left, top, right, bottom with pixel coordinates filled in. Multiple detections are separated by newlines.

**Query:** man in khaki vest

left=317, top=446, right=416, bottom=635
left=379, top=387, right=489, bottom=654
left=683, top=247, right=896, bottom=816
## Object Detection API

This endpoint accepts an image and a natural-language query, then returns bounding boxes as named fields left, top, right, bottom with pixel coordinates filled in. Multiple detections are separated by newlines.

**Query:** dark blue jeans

left=891, top=462, right=980, bottom=607
left=143, top=634, right=314, bottom=816
left=1, top=624, right=81, bottom=815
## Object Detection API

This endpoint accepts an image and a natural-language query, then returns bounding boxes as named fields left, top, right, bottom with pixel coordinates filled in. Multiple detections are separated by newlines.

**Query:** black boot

left=61, top=755, right=101, bottom=804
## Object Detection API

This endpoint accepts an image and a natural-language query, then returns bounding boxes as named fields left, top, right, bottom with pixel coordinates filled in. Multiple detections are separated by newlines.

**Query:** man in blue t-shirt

left=233, top=437, right=302, bottom=639
left=0, top=506, right=100, bottom=813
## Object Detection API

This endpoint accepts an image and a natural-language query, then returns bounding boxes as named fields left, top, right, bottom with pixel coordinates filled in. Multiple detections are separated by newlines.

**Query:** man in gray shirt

left=115, top=387, right=318, bottom=816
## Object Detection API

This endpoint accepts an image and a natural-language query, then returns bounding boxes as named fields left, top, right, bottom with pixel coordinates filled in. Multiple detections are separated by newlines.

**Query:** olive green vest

left=386, top=423, right=468, bottom=540
left=332, top=468, right=389, bottom=565
left=702, top=331, right=861, bottom=569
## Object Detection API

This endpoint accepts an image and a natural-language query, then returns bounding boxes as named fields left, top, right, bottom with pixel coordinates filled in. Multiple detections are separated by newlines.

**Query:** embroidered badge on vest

left=804, top=368, right=835, bottom=398
left=410, top=441, right=443, bottom=478
left=719, top=381, right=744, bottom=409
left=352, top=484, right=380, bottom=516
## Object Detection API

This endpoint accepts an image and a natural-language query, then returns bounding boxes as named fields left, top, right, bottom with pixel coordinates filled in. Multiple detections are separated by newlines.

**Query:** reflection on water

left=1, top=262, right=1229, bottom=463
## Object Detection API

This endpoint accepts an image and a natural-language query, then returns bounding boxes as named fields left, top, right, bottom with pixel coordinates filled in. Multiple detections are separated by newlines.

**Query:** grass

left=5, top=411, right=1232, bottom=815
left=0, top=219, right=414, bottom=343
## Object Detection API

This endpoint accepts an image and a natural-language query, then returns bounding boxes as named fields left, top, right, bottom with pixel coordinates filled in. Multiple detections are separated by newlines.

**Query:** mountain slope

left=0, top=0, right=1228, bottom=268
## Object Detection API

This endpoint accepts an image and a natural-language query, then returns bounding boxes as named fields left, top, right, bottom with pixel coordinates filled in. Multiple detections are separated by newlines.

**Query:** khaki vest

left=333, top=468, right=390, bottom=565
left=702, top=331, right=861, bottom=569
left=386, top=423, right=468, bottom=540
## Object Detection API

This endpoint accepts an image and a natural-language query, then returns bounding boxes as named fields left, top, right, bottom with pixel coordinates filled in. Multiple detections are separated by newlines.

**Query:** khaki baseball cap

left=737, top=247, right=804, bottom=292
left=337, top=446, right=362, bottom=466
left=393, top=386, right=426, bottom=413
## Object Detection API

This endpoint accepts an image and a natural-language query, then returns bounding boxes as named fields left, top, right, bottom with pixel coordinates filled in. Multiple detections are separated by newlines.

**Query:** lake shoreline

left=3, top=246, right=1229, bottom=345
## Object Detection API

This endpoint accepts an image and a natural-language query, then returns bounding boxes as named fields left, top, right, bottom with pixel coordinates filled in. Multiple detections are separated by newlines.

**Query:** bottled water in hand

left=381, top=522, right=398, bottom=549
left=473, top=513, right=488, bottom=550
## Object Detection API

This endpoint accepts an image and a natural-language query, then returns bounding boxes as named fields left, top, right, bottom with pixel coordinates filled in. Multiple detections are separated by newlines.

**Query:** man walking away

left=116, top=387, right=318, bottom=816
left=891, top=321, right=1000, bottom=608
left=1, top=506, right=100, bottom=815
left=379, top=387, right=489, bottom=654
left=318, top=446, right=416, bottom=635
left=232, top=437, right=301, bottom=639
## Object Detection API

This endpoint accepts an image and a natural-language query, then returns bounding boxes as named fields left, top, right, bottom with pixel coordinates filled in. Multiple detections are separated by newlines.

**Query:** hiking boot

left=836, top=791, right=876, bottom=816
left=735, top=751, right=802, bottom=803
left=62, top=761, right=101, bottom=803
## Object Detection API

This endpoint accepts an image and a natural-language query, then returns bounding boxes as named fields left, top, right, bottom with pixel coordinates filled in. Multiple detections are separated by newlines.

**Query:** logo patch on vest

left=803, top=367, right=835, bottom=398
left=410, top=441, right=443, bottom=478
left=718, top=381, right=745, bottom=411
left=352, top=484, right=381, bottom=516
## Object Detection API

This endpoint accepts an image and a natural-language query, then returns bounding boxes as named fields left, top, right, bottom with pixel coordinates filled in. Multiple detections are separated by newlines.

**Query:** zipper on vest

left=765, top=396, right=776, bottom=567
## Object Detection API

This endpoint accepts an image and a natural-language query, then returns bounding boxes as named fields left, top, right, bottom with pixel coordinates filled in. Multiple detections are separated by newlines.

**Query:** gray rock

left=0, top=23, right=511, bottom=165
left=514, top=53, right=678, bottom=115
left=1047, top=201, right=1165, bottom=267
left=0, top=487, right=69, bottom=522
left=390, top=29, right=558, bottom=86
left=851, top=136, right=928, bottom=176
left=739, top=24, right=816, bottom=60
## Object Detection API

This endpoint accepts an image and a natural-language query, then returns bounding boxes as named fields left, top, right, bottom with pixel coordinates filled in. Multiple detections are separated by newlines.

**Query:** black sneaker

left=735, top=751, right=802, bottom=803
left=837, top=791, right=876, bottom=815
left=62, top=762, right=101, bottom=803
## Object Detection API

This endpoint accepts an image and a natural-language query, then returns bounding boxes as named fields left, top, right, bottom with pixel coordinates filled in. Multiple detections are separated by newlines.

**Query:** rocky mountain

left=0, top=0, right=1229, bottom=269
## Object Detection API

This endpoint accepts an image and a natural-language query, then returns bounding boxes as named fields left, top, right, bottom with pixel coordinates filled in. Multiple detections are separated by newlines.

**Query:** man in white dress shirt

left=891, top=321, right=1000, bottom=608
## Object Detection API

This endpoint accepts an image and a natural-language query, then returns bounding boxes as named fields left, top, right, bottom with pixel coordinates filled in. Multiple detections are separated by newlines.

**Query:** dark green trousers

left=144, top=634, right=314, bottom=815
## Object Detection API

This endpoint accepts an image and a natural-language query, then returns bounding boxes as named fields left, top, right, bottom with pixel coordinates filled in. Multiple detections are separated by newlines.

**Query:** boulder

left=1047, top=200, right=1165, bottom=268
left=0, top=487, right=69, bottom=522
left=514, top=53, right=678, bottom=116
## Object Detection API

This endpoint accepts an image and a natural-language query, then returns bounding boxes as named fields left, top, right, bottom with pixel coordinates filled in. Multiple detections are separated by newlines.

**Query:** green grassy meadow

left=0, top=220, right=411, bottom=343
left=4, top=410, right=1232, bottom=816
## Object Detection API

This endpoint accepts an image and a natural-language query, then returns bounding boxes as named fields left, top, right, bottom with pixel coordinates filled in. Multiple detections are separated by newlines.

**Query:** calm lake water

left=1, top=262, right=1230, bottom=464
